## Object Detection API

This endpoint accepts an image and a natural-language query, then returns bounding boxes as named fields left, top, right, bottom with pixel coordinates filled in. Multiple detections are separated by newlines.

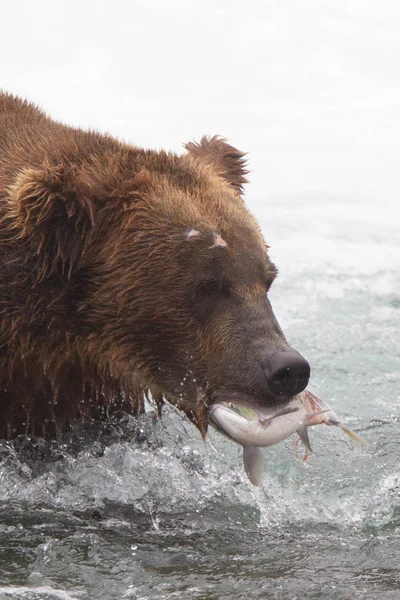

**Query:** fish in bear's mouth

left=207, top=390, right=369, bottom=486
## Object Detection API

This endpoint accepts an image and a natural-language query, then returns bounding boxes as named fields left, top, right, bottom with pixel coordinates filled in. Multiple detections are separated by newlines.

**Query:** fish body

left=208, top=390, right=367, bottom=486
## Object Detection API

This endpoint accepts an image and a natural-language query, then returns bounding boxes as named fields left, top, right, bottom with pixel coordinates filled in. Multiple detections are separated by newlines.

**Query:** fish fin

left=304, top=390, right=325, bottom=406
left=304, top=409, right=331, bottom=425
left=337, top=423, right=370, bottom=445
left=260, top=406, right=300, bottom=428
left=298, top=426, right=313, bottom=455
left=243, top=446, right=264, bottom=486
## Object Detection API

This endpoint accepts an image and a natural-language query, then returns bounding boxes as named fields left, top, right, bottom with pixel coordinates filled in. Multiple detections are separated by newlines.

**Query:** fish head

left=207, top=399, right=261, bottom=446
left=208, top=400, right=259, bottom=431
left=220, top=400, right=260, bottom=421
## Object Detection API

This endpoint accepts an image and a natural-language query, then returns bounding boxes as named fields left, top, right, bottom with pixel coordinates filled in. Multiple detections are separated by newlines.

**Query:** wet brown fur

left=0, top=92, right=283, bottom=440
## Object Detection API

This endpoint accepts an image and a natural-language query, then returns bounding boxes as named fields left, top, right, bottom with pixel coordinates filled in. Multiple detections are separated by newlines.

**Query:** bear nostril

left=297, top=365, right=310, bottom=387
left=274, top=367, right=292, bottom=385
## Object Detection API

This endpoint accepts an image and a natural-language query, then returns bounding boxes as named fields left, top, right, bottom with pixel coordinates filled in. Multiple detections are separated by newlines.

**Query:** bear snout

left=262, top=349, right=310, bottom=400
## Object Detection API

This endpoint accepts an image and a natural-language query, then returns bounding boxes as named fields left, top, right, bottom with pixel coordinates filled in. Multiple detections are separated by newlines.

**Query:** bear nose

left=265, top=350, right=310, bottom=398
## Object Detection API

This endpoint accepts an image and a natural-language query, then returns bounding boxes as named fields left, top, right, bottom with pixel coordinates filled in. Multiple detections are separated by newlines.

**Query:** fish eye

left=228, top=402, right=235, bottom=408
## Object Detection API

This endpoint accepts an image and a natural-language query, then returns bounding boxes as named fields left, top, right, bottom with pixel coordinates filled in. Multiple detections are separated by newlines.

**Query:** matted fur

left=0, top=92, right=286, bottom=440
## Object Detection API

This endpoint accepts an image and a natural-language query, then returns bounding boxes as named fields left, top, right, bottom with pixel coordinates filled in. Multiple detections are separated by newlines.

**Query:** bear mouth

left=161, top=387, right=294, bottom=440
left=209, top=389, right=293, bottom=410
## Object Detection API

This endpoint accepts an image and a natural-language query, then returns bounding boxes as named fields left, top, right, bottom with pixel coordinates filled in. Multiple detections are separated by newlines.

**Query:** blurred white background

left=1, top=0, right=400, bottom=206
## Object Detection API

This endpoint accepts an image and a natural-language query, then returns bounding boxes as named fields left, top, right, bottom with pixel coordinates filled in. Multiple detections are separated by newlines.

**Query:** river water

left=0, top=195, right=399, bottom=600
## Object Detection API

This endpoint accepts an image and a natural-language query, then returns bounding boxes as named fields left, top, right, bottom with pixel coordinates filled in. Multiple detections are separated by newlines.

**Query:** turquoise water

left=0, top=195, right=399, bottom=599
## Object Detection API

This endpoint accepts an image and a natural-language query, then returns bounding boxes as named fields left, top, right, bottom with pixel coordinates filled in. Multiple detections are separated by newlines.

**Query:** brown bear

left=0, top=91, right=310, bottom=440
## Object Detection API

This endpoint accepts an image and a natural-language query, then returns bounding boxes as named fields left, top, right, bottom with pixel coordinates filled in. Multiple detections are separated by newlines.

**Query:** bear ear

left=8, top=163, right=97, bottom=280
left=184, top=135, right=249, bottom=194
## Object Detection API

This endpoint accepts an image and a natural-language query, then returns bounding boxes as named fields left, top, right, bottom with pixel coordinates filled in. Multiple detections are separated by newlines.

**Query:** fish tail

left=337, top=423, right=370, bottom=445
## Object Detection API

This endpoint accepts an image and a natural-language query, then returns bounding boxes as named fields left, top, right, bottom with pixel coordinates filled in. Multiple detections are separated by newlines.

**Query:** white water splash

left=0, top=587, right=83, bottom=600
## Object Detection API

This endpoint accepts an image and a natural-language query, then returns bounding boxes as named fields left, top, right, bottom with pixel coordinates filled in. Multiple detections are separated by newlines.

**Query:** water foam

left=0, top=587, right=82, bottom=600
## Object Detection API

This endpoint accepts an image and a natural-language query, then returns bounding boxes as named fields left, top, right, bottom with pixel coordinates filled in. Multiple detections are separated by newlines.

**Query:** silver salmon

left=208, top=390, right=368, bottom=486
